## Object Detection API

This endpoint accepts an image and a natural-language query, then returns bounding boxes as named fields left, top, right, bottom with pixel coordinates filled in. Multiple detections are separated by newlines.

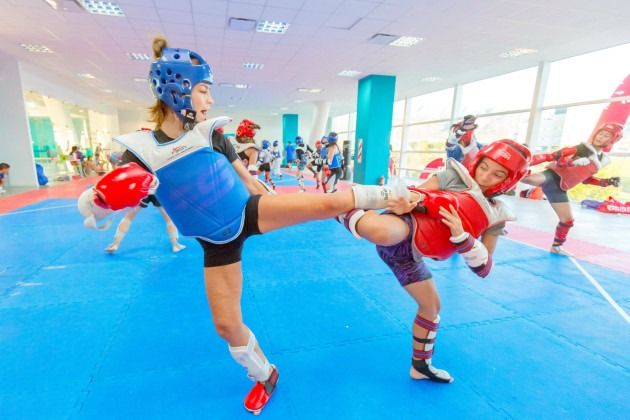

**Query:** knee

left=213, top=317, right=242, bottom=341
left=420, top=297, right=441, bottom=319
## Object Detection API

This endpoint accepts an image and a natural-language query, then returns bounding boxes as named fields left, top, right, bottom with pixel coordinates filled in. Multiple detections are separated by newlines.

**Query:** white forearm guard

left=449, top=232, right=492, bottom=278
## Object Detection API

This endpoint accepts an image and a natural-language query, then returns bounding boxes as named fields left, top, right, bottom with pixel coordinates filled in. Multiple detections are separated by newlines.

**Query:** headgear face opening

left=590, top=122, right=624, bottom=152
left=149, top=48, right=213, bottom=115
left=467, top=139, right=531, bottom=197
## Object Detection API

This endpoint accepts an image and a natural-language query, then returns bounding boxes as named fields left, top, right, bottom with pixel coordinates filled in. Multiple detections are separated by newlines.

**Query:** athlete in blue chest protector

left=77, top=36, right=414, bottom=416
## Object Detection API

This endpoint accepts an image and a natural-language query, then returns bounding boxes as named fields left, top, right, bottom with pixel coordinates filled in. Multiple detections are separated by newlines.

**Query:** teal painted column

left=353, top=75, right=396, bottom=185
left=282, top=113, right=298, bottom=145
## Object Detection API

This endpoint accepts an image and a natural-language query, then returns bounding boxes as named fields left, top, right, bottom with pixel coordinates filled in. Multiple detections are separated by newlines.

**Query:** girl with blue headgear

left=77, top=36, right=413, bottom=415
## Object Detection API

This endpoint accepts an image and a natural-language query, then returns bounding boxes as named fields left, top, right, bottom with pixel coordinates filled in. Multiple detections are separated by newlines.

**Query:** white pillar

left=0, top=54, right=37, bottom=187
left=308, top=100, right=331, bottom=146
left=526, top=62, right=551, bottom=148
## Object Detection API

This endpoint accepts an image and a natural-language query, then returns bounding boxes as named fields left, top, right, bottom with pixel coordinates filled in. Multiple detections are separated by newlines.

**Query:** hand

left=439, top=205, right=464, bottom=237
left=386, top=196, right=421, bottom=215
left=607, top=176, right=621, bottom=187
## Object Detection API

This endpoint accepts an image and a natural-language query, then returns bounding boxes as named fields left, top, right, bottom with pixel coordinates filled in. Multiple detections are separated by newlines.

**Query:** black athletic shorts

left=541, top=169, right=569, bottom=203
left=196, top=195, right=262, bottom=267
left=259, top=163, right=271, bottom=172
left=140, top=194, right=161, bottom=208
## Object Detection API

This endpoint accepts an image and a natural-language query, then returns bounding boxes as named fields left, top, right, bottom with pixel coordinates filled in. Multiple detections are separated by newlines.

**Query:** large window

left=405, top=121, right=451, bottom=152
left=460, top=67, right=537, bottom=115
left=536, top=103, right=608, bottom=150
left=331, top=114, right=350, bottom=133
left=475, top=112, right=530, bottom=145
left=544, top=43, right=630, bottom=106
left=392, top=100, right=405, bottom=126
left=407, top=88, right=453, bottom=123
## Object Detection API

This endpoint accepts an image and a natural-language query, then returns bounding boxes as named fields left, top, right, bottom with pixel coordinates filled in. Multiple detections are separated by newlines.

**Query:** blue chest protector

left=329, top=147, right=342, bottom=169
left=113, top=118, right=250, bottom=244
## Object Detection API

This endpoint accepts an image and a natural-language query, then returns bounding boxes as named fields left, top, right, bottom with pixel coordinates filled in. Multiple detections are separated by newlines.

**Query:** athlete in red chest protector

left=522, top=123, right=624, bottom=255
left=336, top=139, right=531, bottom=384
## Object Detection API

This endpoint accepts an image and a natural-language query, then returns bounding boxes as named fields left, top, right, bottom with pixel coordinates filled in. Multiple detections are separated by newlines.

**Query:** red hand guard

left=95, top=163, right=155, bottom=210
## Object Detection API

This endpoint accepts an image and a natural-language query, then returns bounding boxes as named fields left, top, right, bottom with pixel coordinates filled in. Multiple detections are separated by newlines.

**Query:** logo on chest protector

left=171, top=145, right=191, bottom=157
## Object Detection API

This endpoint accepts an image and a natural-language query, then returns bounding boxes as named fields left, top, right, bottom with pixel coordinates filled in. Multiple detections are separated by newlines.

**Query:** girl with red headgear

left=522, top=122, right=624, bottom=255
left=337, top=139, right=532, bottom=384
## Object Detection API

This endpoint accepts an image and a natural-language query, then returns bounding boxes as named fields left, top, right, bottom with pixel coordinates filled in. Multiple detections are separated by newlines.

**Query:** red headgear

left=590, top=122, right=624, bottom=152
left=467, top=139, right=532, bottom=197
left=236, top=119, right=260, bottom=141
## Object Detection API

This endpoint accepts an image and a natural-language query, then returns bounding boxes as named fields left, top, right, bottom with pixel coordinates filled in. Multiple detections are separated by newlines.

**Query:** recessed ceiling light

left=76, top=0, right=125, bottom=17
left=219, top=82, right=234, bottom=88
left=127, top=52, right=151, bottom=61
left=368, top=33, right=398, bottom=45
left=389, top=36, right=422, bottom=47
left=228, top=104, right=236, bottom=108
left=43, top=0, right=58, bottom=10
left=499, top=48, right=538, bottom=58
left=257, top=20, right=290, bottom=34
left=228, top=17, right=257, bottom=32
left=338, top=70, right=362, bottom=77
left=77, top=73, right=96, bottom=79
left=21, top=43, right=54, bottom=53
left=280, top=107, right=289, bottom=111
left=234, top=84, right=250, bottom=89
left=420, top=76, right=441, bottom=82
left=101, top=89, right=113, bottom=93
left=133, top=77, right=147, bottom=82
left=297, top=88, right=322, bottom=93
left=294, top=99, right=304, bottom=104
left=243, top=62, right=264, bottom=70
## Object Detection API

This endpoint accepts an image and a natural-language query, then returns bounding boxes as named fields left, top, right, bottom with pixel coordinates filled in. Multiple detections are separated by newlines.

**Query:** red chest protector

left=408, top=159, right=514, bottom=261
left=548, top=143, right=609, bottom=191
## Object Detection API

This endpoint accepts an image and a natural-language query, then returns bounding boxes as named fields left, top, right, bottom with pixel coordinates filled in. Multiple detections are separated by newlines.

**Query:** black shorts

left=259, top=163, right=271, bottom=172
left=140, top=194, right=161, bottom=208
left=196, top=195, right=262, bottom=267
left=541, top=169, right=569, bottom=203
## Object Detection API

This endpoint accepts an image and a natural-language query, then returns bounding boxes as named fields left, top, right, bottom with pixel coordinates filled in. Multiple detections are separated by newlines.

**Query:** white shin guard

left=228, top=330, right=271, bottom=382
left=351, top=183, right=410, bottom=210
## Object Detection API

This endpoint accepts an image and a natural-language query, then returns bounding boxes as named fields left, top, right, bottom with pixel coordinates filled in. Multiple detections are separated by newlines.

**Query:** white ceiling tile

left=260, top=6, right=299, bottom=22
left=227, top=2, right=264, bottom=20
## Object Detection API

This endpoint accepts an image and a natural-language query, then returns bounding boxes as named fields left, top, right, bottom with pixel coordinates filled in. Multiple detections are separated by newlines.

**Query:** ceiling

left=1, top=0, right=629, bottom=119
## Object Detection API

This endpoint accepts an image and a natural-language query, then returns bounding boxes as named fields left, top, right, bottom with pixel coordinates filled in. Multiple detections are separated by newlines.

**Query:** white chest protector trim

left=113, top=117, right=232, bottom=172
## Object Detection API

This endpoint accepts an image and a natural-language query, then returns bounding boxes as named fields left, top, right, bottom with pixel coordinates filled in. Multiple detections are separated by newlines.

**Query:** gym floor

left=1, top=174, right=628, bottom=419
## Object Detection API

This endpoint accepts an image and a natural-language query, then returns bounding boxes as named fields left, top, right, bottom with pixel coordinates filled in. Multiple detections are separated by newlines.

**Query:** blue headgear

left=295, top=136, right=304, bottom=145
left=149, top=48, right=213, bottom=114
left=262, top=140, right=270, bottom=149
left=327, top=132, right=338, bottom=144
left=272, top=140, right=279, bottom=147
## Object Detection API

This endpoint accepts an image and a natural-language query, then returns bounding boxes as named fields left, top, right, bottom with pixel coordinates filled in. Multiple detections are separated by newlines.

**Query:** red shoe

left=244, top=366, right=279, bottom=415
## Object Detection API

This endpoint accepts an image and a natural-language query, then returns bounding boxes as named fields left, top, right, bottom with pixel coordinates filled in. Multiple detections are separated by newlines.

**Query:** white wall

left=0, top=53, right=37, bottom=187
left=20, top=61, right=117, bottom=115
